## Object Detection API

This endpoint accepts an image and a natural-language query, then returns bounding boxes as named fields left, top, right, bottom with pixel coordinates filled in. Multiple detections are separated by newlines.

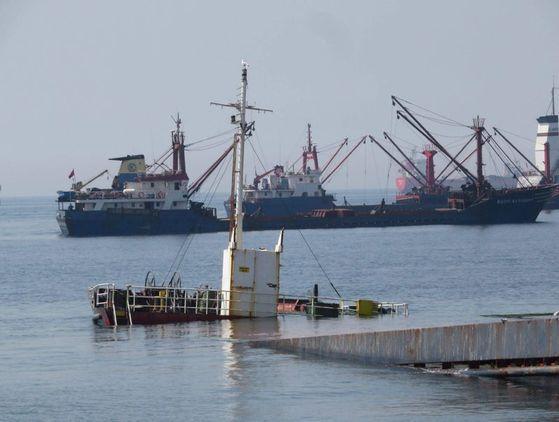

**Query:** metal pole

left=369, top=135, right=426, bottom=186
left=322, top=136, right=367, bottom=184
left=383, top=132, right=428, bottom=184
left=493, top=127, right=548, bottom=181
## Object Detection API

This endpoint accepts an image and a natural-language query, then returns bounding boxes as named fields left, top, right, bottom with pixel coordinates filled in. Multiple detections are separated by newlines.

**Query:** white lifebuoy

left=157, top=191, right=166, bottom=199
left=138, top=192, right=145, bottom=198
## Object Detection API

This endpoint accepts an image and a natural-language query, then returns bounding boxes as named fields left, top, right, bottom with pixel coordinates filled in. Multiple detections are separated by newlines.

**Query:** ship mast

left=552, top=84, right=556, bottom=116
left=211, top=62, right=272, bottom=249
left=473, top=116, right=485, bottom=195
left=302, top=123, right=319, bottom=172
left=171, top=113, right=186, bottom=174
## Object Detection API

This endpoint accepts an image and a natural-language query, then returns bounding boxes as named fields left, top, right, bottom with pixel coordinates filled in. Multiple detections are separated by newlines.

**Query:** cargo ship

left=56, top=116, right=229, bottom=236
left=244, top=97, right=554, bottom=230
left=225, top=124, right=369, bottom=218
left=58, top=92, right=554, bottom=237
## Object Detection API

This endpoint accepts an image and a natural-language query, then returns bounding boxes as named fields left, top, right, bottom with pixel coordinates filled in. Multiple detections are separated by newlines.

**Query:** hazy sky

left=1, top=0, right=558, bottom=196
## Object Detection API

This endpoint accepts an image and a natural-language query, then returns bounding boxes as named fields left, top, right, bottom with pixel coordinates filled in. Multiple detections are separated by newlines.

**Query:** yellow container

left=356, top=299, right=378, bottom=316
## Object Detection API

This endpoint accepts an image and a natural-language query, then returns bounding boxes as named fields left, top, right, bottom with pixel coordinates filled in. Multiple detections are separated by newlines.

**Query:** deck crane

left=72, top=169, right=108, bottom=192
left=321, top=136, right=368, bottom=184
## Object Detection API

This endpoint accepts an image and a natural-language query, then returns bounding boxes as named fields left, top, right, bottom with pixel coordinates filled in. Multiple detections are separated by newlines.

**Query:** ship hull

left=59, top=186, right=553, bottom=236
left=58, top=208, right=227, bottom=237
left=243, top=186, right=554, bottom=230
left=543, top=187, right=559, bottom=210
left=225, top=195, right=336, bottom=218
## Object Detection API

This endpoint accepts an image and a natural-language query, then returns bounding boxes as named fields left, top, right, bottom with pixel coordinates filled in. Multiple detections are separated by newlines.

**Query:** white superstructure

left=517, top=88, right=559, bottom=187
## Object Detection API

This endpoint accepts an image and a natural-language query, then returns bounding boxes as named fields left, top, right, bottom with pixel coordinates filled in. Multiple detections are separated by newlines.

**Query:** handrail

left=89, top=283, right=408, bottom=318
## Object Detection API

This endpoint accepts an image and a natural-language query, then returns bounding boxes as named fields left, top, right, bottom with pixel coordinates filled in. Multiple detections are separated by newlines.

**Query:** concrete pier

left=253, top=317, right=559, bottom=369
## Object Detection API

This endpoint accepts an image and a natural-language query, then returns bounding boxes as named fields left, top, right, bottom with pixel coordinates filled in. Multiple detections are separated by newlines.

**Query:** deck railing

left=89, top=283, right=408, bottom=326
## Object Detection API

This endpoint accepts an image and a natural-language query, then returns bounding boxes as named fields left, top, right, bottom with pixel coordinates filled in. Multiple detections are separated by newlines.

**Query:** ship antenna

left=307, top=123, right=312, bottom=151
left=552, top=77, right=556, bottom=116
left=211, top=61, right=273, bottom=249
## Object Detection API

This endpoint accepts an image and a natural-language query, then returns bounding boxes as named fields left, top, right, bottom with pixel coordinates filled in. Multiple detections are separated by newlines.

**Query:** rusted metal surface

left=253, top=318, right=559, bottom=366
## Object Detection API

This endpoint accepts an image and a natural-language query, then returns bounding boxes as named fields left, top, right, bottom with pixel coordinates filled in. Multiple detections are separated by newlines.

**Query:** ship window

left=131, top=203, right=135, bottom=208
left=314, top=191, right=318, bottom=196
left=265, top=192, right=268, bottom=196
left=114, top=203, right=118, bottom=208
left=302, top=192, right=308, bottom=197
left=150, top=182, right=154, bottom=188
left=299, top=178, right=303, bottom=182
left=310, top=178, right=314, bottom=183
left=173, top=201, right=177, bottom=207
left=174, top=182, right=180, bottom=190
left=278, top=193, right=282, bottom=197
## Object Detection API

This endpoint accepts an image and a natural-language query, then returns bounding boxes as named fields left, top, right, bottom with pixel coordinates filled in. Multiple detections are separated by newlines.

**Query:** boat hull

left=59, top=186, right=554, bottom=236
left=58, top=208, right=227, bottom=236
left=95, top=307, right=239, bottom=327
left=225, top=195, right=336, bottom=218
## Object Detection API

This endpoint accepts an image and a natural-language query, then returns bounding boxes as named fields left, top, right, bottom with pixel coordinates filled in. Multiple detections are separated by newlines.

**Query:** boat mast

left=552, top=84, right=556, bottom=116
left=211, top=62, right=272, bottom=249
left=473, top=116, right=485, bottom=195
left=233, top=64, right=248, bottom=248
left=171, top=113, right=186, bottom=174
left=303, top=123, right=319, bottom=171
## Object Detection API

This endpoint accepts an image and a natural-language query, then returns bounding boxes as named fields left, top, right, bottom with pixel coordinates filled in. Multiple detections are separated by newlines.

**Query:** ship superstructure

left=515, top=86, right=559, bottom=208
left=227, top=124, right=368, bottom=217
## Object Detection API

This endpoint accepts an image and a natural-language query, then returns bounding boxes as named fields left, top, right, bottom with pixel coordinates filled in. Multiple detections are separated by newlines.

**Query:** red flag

left=68, top=169, right=75, bottom=179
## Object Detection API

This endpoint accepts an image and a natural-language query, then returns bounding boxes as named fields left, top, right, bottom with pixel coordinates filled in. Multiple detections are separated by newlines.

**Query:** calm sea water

left=2, top=193, right=559, bottom=421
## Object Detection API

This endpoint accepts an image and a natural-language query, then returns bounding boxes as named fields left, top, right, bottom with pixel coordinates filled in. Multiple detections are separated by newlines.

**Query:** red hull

left=96, top=308, right=241, bottom=327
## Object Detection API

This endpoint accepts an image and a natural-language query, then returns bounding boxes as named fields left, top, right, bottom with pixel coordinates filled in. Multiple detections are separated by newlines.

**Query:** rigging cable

left=163, top=152, right=233, bottom=281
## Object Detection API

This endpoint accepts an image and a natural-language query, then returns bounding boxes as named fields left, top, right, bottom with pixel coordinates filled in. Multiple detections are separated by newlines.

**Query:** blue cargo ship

left=57, top=116, right=228, bottom=236
left=224, top=124, right=368, bottom=218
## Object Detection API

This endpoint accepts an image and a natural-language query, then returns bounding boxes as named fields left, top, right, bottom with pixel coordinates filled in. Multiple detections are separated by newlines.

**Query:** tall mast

left=552, top=85, right=556, bottom=116
left=473, top=116, right=485, bottom=195
left=303, top=123, right=319, bottom=171
left=211, top=62, right=272, bottom=249
left=234, top=64, right=248, bottom=248
left=171, top=113, right=186, bottom=174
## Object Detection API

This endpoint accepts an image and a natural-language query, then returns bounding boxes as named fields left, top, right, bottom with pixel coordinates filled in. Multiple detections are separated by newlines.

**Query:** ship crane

left=72, top=169, right=108, bottom=192
left=392, top=96, right=479, bottom=186
left=252, top=165, right=283, bottom=189
left=186, top=142, right=235, bottom=198
left=321, top=138, right=349, bottom=175
left=321, top=136, right=368, bottom=184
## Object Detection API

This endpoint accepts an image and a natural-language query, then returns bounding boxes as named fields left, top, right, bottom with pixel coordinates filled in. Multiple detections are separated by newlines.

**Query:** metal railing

left=89, top=283, right=408, bottom=325
left=276, top=293, right=408, bottom=316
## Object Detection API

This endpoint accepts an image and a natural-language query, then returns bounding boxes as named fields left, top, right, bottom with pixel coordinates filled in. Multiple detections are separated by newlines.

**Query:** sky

left=1, top=0, right=559, bottom=196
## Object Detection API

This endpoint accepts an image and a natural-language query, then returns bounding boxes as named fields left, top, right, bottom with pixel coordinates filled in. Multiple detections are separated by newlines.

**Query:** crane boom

left=73, top=169, right=108, bottom=191
left=321, top=136, right=368, bottom=184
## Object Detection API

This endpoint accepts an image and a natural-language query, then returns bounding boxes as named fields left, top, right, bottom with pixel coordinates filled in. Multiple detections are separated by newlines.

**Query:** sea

left=2, top=191, right=559, bottom=421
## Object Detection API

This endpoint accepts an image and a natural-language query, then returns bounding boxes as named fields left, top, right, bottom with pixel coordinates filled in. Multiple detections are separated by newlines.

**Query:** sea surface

left=2, top=193, right=559, bottom=421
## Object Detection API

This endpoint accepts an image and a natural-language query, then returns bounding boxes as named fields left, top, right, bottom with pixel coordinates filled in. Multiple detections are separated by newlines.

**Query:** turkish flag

left=68, top=169, right=75, bottom=179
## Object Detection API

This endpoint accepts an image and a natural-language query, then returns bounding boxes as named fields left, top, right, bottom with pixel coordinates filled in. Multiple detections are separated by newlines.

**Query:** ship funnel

left=109, top=154, right=147, bottom=189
